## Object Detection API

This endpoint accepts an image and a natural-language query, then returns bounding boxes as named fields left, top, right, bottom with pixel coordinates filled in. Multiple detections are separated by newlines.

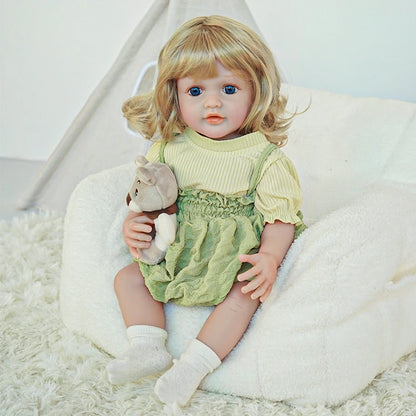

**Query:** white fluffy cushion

left=60, top=85, right=416, bottom=405
left=281, top=84, right=416, bottom=222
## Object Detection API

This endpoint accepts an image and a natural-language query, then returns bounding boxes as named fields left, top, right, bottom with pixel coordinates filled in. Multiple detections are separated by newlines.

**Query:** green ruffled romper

left=139, top=142, right=305, bottom=307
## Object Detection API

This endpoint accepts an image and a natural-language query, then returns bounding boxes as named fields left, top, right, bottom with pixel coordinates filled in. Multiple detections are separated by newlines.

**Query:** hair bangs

left=162, top=22, right=255, bottom=81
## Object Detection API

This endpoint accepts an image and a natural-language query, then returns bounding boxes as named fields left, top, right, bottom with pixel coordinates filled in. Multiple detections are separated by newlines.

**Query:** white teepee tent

left=18, top=0, right=261, bottom=212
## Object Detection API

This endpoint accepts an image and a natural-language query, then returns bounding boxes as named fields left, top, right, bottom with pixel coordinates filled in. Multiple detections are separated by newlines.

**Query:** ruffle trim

left=177, top=188, right=257, bottom=219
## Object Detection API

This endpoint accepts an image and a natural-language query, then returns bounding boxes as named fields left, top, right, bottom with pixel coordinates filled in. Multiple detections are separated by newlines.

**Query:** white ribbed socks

left=107, top=328, right=221, bottom=408
left=154, top=339, right=221, bottom=407
left=107, top=325, right=172, bottom=385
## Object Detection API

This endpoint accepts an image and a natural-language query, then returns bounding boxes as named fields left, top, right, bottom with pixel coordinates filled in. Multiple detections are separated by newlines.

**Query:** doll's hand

left=237, top=252, right=278, bottom=302
left=123, top=211, right=154, bottom=259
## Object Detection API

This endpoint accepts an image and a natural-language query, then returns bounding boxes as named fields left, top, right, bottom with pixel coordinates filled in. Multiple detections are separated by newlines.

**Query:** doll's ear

left=137, top=167, right=156, bottom=185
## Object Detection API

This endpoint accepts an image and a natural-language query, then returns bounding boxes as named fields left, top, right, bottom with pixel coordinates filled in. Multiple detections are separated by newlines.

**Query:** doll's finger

left=237, top=267, right=258, bottom=282
left=250, top=282, right=269, bottom=300
left=259, top=287, right=273, bottom=303
left=132, top=231, right=153, bottom=242
left=134, top=240, right=152, bottom=249
left=132, top=216, right=154, bottom=225
left=126, top=237, right=151, bottom=249
left=131, top=223, right=153, bottom=233
left=238, top=253, right=258, bottom=266
left=250, top=289, right=265, bottom=300
left=241, top=275, right=264, bottom=294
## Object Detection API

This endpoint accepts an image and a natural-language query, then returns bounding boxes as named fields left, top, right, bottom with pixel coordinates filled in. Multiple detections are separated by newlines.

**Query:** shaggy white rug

left=1, top=212, right=416, bottom=416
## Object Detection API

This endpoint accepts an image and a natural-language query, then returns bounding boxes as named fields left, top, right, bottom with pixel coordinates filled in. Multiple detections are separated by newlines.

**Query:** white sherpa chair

left=60, top=84, right=416, bottom=405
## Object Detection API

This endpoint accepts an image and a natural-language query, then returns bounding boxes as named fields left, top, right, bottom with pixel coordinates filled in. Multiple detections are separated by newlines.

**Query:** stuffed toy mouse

left=126, top=156, right=178, bottom=265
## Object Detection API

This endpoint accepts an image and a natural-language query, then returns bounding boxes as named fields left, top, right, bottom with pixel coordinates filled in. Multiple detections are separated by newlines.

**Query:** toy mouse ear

left=135, top=156, right=148, bottom=167
left=137, top=167, right=156, bottom=185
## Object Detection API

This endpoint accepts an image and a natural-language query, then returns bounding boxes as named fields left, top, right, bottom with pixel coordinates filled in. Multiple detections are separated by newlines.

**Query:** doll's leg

left=107, top=263, right=172, bottom=384
left=114, top=262, right=165, bottom=328
left=155, top=282, right=259, bottom=406
left=197, top=282, right=260, bottom=359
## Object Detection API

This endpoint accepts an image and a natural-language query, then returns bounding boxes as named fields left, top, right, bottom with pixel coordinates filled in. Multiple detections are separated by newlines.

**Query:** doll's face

left=176, top=61, right=252, bottom=140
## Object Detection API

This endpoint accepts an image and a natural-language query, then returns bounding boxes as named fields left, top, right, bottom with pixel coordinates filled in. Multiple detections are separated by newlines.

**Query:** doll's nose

left=204, top=94, right=222, bottom=108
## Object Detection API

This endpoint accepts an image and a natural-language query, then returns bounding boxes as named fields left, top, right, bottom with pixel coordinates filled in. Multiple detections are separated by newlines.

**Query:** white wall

left=1, top=0, right=415, bottom=161
left=0, top=0, right=149, bottom=160
left=251, top=0, right=416, bottom=101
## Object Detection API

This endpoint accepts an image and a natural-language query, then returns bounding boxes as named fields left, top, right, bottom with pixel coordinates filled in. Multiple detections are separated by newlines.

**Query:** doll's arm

left=238, top=220, right=294, bottom=302
left=122, top=211, right=154, bottom=259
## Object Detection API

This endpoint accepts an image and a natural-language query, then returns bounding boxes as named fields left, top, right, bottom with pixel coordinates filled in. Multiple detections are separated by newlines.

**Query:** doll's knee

left=114, top=263, right=145, bottom=295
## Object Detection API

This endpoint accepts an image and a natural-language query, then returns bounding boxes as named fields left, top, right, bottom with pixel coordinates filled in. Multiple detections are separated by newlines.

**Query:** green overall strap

left=159, top=140, right=167, bottom=163
left=247, top=143, right=277, bottom=195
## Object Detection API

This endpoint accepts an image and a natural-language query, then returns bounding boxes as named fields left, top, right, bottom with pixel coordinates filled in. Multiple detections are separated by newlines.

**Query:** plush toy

left=126, top=156, right=178, bottom=265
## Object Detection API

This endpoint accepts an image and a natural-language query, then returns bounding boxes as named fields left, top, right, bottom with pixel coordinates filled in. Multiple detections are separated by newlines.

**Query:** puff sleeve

left=255, top=153, right=303, bottom=225
left=145, top=141, right=162, bottom=162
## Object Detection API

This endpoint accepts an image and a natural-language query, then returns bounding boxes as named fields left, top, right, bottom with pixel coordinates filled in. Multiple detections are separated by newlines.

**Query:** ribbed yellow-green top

left=146, top=128, right=302, bottom=225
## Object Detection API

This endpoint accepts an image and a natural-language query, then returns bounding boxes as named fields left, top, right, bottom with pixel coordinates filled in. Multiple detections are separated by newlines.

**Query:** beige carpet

left=1, top=212, right=415, bottom=415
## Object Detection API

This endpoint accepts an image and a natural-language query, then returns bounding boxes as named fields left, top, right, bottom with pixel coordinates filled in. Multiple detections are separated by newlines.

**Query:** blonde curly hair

left=123, top=15, right=292, bottom=146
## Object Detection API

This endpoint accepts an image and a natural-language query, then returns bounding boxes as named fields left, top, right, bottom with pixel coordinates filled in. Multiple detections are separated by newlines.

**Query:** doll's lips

left=205, top=114, right=224, bottom=125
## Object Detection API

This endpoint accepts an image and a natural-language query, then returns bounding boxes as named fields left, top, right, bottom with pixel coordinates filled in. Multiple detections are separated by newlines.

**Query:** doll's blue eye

left=189, top=87, right=202, bottom=96
left=223, top=85, right=237, bottom=94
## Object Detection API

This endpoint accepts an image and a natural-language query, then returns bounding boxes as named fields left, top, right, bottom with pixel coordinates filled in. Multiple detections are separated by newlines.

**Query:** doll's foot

left=107, top=344, right=172, bottom=384
left=154, top=339, right=220, bottom=406
left=107, top=325, right=172, bottom=385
